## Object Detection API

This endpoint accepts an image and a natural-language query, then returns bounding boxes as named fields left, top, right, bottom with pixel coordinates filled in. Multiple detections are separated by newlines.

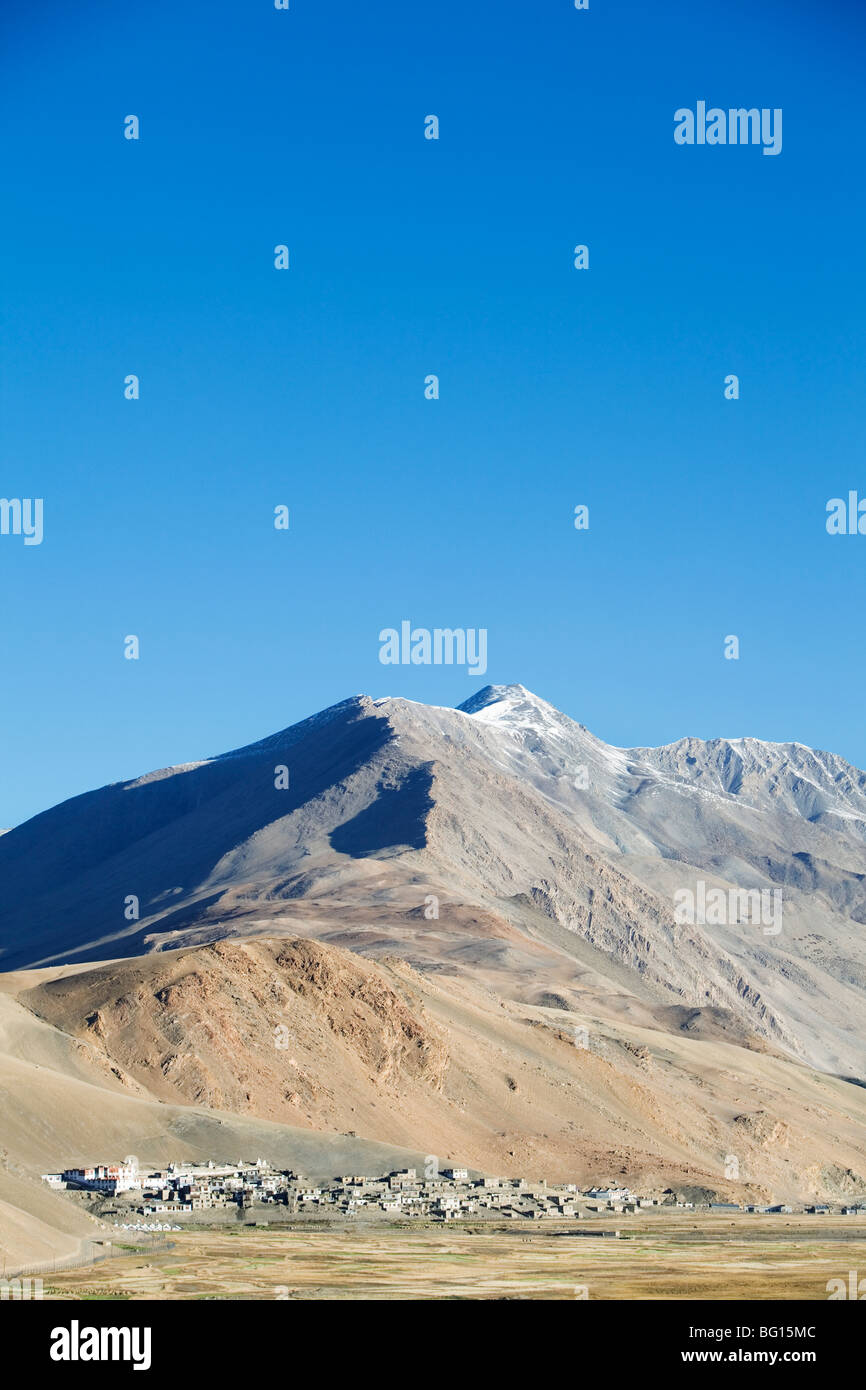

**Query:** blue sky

left=1, top=0, right=865, bottom=826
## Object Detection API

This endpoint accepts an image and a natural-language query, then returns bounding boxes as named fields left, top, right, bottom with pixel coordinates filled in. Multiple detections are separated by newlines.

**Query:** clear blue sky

left=1, top=0, right=865, bottom=826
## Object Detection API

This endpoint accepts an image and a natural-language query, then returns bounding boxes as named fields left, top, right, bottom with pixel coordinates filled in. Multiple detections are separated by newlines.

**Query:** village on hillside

left=41, top=1159, right=866, bottom=1228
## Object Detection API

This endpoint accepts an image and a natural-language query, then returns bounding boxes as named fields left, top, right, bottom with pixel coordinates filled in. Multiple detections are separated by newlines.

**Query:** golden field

left=41, top=1214, right=866, bottom=1301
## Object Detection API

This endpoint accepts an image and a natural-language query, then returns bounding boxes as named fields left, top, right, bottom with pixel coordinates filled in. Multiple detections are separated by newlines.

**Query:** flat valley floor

left=39, top=1214, right=866, bottom=1301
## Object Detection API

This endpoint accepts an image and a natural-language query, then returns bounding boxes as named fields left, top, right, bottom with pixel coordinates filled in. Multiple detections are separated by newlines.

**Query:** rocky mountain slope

left=2, top=685, right=864, bottom=1081
left=8, top=935, right=866, bottom=1216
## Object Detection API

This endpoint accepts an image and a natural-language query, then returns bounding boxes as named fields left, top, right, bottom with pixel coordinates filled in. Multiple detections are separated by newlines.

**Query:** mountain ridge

left=1, top=685, right=865, bottom=1084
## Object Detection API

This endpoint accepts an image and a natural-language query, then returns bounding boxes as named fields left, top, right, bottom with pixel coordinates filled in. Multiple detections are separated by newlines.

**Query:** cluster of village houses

left=41, top=1160, right=866, bottom=1223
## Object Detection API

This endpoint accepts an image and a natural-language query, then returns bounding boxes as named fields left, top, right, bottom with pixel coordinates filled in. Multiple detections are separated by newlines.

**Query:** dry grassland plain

left=40, top=1215, right=866, bottom=1301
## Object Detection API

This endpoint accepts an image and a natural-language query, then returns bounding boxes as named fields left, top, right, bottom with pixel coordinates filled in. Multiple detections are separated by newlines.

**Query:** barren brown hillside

left=16, top=935, right=866, bottom=1208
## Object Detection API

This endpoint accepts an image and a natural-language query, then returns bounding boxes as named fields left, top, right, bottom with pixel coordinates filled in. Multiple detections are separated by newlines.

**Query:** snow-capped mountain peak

left=458, top=683, right=582, bottom=732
